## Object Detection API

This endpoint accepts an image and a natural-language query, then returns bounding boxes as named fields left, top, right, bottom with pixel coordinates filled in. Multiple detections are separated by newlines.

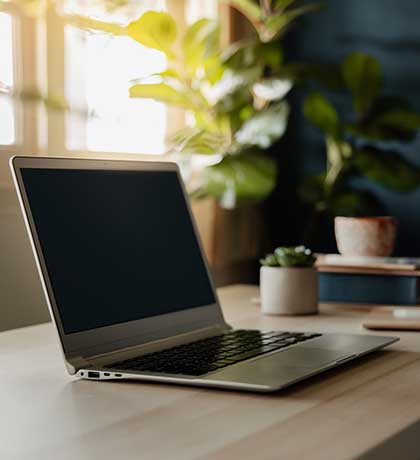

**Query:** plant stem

left=260, top=0, right=272, bottom=16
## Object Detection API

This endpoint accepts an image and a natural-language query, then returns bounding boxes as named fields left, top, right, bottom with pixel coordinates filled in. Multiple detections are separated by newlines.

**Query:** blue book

left=318, top=272, right=420, bottom=305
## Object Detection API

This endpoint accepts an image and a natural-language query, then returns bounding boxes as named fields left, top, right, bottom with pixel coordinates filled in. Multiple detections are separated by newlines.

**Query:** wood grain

left=1, top=285, right=420, bottom=460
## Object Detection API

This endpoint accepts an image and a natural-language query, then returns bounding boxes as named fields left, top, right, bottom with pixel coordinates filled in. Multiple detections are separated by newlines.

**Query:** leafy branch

left=125, top=2, right=320, bottom=208
left=301, top=52, right=420, bottom=236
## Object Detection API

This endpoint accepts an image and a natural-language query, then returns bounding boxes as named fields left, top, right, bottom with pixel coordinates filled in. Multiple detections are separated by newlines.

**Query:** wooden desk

left=2, top=285, right=420, bottom=460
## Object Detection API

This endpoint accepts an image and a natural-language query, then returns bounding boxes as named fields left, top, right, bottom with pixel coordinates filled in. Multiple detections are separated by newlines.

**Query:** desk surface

left=2, top=285, right=420, bottom=460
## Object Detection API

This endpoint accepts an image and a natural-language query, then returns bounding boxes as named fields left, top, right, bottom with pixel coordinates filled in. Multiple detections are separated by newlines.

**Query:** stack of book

left=316, top=254, right=420, bottom=305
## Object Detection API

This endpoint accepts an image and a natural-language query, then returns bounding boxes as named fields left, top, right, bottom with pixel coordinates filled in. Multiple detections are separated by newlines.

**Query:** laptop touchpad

left=204, top=347, right=348, bottom=388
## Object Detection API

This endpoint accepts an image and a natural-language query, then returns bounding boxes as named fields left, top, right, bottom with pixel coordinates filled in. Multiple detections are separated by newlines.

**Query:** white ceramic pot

left=335, top=216, right=397, bottom=257
left=260, top=266, right=318, bottom=315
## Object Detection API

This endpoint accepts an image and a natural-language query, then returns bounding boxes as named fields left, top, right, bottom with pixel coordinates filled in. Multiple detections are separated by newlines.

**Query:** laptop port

left=88, top=371, right=100, bottom=379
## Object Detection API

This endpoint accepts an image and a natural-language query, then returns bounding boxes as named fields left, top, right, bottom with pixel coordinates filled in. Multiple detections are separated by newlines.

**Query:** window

left=0, top=12, right=15, bottom=145
left=186, top=0, right=218, bottom=23
left=65, top=26, right=167, bottom=154
left=0, top=1, right=219, bottom=155
left=64, top=0, right=168, bottom=154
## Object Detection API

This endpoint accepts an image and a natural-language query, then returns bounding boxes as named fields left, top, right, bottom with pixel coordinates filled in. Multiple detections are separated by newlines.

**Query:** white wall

left=0, top=153, right=50, bottom=332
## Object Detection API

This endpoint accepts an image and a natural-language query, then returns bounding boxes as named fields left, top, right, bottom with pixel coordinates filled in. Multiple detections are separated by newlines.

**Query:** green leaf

left=223, top=40, right=257, bottom=68
left=347, top=112, right=420, bottom=142
left=299, top=174, right=326, bottom=204
left=303, top=92, right=340, bottom=138
left=206, top=69, right=257, bottom=105
left=182, top=19, right=220, bottom=74
left=203, top=55, right=225, bottom=84
left=129, top=69, right=181, bottom=86
left=223, top=39, right=282, bottom=72
left=169, top=127, right=230, bottom=155
left=374, top=109, right=420, bottom=131
left=66, top=14, right=126, bottom=36
left=129, top=83, right=193, bottom=109
left=253, top=78, right=292, bottom=101
left=300, top=177, right=385, bottom=217
left=274, top=0, right=300, bottom=11
left=282, top=62, right=344, bottom=90
left=354, top=147, right=420, bottom=192
left=193, top=110, right=228, bottom=133
left=258, top=42, right=284, bottom=70
left=214, top=84, right=254, bottom=116
left=329, top=189, right=384, bottom=217
left=346, top=95, right=420, bottom=142
left=235, top=101, right=289, bottom=148
left=126, top=11, right=177, bottom=55
left=274, top=246, right=316, bottom=267
left=263, top=3, right=322, bottom=41
left=342, top=52, right=382, bottom=117
left=260, top=253, right=279, bottom=267
left=224, top=0, right=262, bottom=23
left=202, top=152, right=277, bottom=208
left=324, top=136, right=352, bottom=187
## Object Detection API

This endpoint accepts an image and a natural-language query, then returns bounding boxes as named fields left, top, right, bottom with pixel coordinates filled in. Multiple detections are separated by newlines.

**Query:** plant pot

left=334, top=216, right=397, bottom=257
left=191, top=198, right=266, bottom=286
left=260, top=266, right=318, bottom=315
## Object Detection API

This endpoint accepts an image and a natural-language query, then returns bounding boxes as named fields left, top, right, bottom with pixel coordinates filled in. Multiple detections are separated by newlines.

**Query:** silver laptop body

left=11, top=156, right=398, bottom=393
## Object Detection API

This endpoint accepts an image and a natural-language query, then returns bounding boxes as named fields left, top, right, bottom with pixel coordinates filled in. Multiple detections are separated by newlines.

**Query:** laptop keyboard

left=104, top=330, right=322, bottom=377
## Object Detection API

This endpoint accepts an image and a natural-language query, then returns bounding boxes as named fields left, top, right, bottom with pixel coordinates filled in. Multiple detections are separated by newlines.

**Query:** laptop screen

left=20, top=167, right=216, bottom=334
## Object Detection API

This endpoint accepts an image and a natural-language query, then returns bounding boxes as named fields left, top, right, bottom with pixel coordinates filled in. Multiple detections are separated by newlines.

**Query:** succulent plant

left=260, top=245, right=316, bottom=267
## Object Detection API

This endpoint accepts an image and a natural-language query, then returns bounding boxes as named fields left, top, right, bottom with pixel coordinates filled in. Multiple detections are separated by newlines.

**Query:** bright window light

left=65, top=3, right=168, bottom=154
left=65, top=27, right=167, bottom=154
left=63, top=0, right=166, bottom=24
left=0, top=12, right=16, bottom=145
left=186, top=0, right=218, bottom=24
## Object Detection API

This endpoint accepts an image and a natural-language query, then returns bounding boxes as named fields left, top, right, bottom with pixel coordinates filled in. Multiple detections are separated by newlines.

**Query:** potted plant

left=125, top=1, right=320, bottom=208
left=300, top=52, right=420, bottom=251
left=260, top=246, right=317, bottom=315
left=121, top=1, right=320, bottom=273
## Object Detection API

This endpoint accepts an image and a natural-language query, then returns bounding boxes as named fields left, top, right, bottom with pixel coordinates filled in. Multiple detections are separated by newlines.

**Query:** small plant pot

left=260, top=266, right=318, bottom=316
left=335, top=216, right=397, bottom=257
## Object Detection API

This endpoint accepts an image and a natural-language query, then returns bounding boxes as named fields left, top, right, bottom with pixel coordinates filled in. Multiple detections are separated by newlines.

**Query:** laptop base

left=79, top=331, right=398, bottom=393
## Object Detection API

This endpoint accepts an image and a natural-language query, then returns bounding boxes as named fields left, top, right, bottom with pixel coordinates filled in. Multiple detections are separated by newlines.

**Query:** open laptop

left=11, top=156, right=398, bottom=393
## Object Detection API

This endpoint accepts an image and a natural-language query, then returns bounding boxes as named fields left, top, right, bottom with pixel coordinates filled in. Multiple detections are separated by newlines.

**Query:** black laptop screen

left=20, top=167, right=216, bottom=334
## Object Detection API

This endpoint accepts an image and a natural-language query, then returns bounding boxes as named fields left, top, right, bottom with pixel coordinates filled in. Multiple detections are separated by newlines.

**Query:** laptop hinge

left=65, top=356, right=92, bottom=374
left=87, top=323, right=231, bottom=368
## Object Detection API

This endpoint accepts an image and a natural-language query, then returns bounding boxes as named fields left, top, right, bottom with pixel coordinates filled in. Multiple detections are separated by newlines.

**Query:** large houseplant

left=125, top=0, right=320, bottom=209
left=301, top=52, right=420, bottom=244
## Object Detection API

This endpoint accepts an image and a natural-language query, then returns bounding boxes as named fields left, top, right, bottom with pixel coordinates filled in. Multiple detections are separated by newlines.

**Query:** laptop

left=11, top=156, right=398, bottom=393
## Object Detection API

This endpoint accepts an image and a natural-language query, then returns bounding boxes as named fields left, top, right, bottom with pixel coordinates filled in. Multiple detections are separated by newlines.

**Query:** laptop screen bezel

left=11, top=156, right=227, bottom=358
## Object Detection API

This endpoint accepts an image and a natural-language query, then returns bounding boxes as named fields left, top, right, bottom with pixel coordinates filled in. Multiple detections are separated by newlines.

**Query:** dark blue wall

left=272, top=0, right=420, bottom=255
